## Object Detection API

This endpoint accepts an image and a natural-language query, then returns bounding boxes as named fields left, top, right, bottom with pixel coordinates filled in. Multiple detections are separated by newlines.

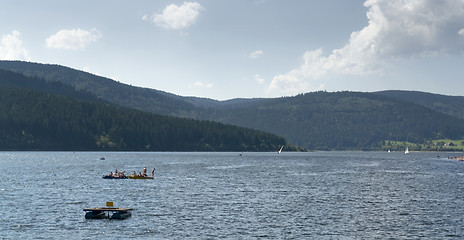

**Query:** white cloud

left=46, top=28, right=102, bottom=50
left=459, top=28, right=464, bottom=37
left=249, top=50, right=263, bottom=59
left=0, top=30, right=31, bottom=61
left=194, top=81, right=213, bottom=88
left=269, top=0, right=464, bottom=95
left=254, top=74, right=265, bottom=84
left=268, top=74, right=323, bottom=95
left=147, top=2, right=204, bottom=30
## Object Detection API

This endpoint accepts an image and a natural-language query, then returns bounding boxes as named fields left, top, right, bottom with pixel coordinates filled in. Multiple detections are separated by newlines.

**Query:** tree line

left=200, top=91, right=464, bottom=150
left=2, top=61, right=464, bottom=150
left=0, top=87, right=288, bottom=151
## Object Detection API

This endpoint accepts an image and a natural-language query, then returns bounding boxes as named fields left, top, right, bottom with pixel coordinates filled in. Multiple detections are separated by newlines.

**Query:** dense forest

left=0, top=85, right=289, bottom=151
left=0, top=61, right=199, bottom=117
left=1, top=61, right=464, bottom=151
left=377, top=90, right=464, bottom=120
left=200, top=91, right=464, bottom=150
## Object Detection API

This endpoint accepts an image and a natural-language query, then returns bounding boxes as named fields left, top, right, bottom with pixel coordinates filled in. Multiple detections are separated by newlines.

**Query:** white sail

left=405, top=147, right=409, bottom=154
left=278, top=146, right=283, bottom=154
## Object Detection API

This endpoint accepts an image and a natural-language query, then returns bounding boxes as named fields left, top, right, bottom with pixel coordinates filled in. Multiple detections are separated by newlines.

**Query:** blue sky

left=1, top=0, right=463, bottom=100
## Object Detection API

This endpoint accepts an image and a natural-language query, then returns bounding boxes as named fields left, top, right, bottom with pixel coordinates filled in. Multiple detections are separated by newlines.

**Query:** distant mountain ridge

left=376, top=90, right=464, bottom=119
left=198, top=91, right=464, bottom=150
left=0, top=69, right=289, bottom=151
left=1, top=60, right=463, bottom=150
left=0, top=61, right=202, bottom=117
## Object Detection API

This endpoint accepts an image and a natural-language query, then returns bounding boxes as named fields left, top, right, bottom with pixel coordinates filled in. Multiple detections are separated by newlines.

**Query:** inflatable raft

left=128, top=175, right=154, bottom=179
left=103, top=175, right=128, bottom=179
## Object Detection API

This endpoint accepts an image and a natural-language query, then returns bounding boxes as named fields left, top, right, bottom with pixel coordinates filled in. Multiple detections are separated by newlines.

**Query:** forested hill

left=1, top=61, right=464, bottom=150
left=199, top=91, right=464, bottom=150
left=0, top=61, right=202, bottom=117
left=0, top=85, right=288, bottom=151
left=0, top=68, right=104, bottom=102
left=376, top=90, right=464, bottom=119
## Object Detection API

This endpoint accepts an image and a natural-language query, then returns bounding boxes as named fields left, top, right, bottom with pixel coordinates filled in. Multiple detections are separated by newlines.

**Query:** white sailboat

left=278, top=145, right=284, bottom=154
left=405, top=147, right=409, bottom=154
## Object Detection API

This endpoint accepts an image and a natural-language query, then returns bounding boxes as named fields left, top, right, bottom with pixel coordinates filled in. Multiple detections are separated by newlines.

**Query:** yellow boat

left=129, top=167, right=155, bottom=179
left=127, top=167, right=155, bottom=179
left=128, top=174, right=154, bottom=179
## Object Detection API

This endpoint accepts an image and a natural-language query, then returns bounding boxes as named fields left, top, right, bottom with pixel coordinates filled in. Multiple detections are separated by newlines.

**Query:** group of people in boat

left=104, top=167, right=155, bottom=179
left=104, top=169, right=127, bottom=178
left=132, top=167, right=155, bottom=177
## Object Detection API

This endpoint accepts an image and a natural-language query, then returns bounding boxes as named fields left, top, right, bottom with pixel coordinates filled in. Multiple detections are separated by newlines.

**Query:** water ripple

left=1, top=151, right=464, bottom=238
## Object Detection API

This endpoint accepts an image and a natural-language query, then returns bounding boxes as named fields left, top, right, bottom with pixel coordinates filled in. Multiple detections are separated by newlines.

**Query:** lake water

left=1, top=151, right=464, bottom=239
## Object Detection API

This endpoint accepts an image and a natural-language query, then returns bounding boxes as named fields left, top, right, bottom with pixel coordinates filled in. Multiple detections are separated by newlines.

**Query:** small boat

left=278, top=146, right=284, bottom=154
left=449, top=156, right=464, bottom=161
left=103, top=170, right=127, bottom=179
left=128, top=168, right=155, bottom=179
left=128, top=175, right=154, bottom=179
left=405, top=147, right=409, bottom=154
left=83, top=207, right=132, bottom=219
left=103, top=175, right=128, bottom=179
left=84, top=202, right=132, bottom=220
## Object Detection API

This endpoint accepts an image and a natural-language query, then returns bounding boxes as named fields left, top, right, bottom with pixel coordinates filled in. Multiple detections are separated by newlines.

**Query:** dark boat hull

left=103, top=175, right=128, bottom=179
left=84, top=207, right=133, bottom=220
left=110, top=211, right=131, bottom=219
left=85, top=211, right=106, bottom=219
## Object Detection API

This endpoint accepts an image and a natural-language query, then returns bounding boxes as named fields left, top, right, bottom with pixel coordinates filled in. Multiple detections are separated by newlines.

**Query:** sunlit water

left=1, top=151, right=464, bottom=239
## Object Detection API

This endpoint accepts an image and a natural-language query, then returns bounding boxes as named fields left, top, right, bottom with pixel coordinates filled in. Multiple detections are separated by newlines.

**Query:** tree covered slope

left=1, top=61, right=463, bottom=150
left=376, top=90, right=464, bottom=119
left=0, top=72, right=287, bottom=151
left=200, top=91, right=464, bottom=150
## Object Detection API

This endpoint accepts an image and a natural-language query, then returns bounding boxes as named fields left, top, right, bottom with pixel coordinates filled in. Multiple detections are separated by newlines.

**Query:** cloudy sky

left=1, top=0, right=463, bottom=100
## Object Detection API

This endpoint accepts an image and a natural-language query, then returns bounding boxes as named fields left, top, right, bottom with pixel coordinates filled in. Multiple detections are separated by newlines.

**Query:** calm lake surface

left=1, top=151, right=464, bottom=239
